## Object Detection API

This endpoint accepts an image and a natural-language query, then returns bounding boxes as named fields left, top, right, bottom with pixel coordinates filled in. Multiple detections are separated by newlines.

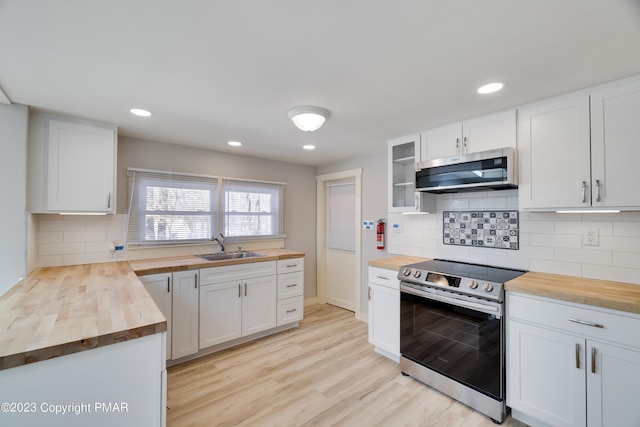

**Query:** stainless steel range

left=398, top=259, right=526, bottom=424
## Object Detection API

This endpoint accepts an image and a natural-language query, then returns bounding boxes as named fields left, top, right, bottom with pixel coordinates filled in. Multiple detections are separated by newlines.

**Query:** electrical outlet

left=583, top=227, right=599, bottom=246
left=391, top=223, right=403, bottom=233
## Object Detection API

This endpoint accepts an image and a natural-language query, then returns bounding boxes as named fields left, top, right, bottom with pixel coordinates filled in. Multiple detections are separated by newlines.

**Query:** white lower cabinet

left=507, top=292, right=640, bottom=427
left=139, top=272, right=173, bottom=360
left=276, top=258, right=304, bottom=325
left=368, top=266, right=400, bottom=362
left=170, top=270, right=199, bottom=359
left=140, top=270, right=199, bottom=361
left=199, top=261, right=277, bottom=349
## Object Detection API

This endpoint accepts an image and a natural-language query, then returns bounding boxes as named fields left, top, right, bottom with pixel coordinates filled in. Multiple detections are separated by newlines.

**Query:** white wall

left=388, top=190, right=640, bottom=285
left=0, top=104, right=28, bottom=296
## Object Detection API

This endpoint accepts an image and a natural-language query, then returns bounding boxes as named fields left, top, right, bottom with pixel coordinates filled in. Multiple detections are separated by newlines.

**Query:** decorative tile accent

left=443, top=210, right=519, bottom=250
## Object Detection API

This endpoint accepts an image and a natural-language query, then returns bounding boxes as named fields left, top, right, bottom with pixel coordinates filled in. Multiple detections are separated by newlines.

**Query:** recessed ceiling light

left=303, top=145, right=316, bottom=150
left=228, top=141, right=242, bottom=147
left=477, top=82, right=505, bottom=94
left=130, top=108, right=153, bottom=117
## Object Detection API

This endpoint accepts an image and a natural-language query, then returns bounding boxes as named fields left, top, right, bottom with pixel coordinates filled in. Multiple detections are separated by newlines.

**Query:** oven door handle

left=400, top=284, right=502, bottom=317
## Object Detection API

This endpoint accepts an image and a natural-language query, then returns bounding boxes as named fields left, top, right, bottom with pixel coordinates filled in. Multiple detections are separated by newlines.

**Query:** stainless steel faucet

left=212, top=233, right=225, bottom=252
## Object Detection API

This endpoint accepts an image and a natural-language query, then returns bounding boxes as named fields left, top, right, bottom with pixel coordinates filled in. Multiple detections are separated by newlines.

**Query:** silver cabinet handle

left=167, top=277, right=170, bottom=293
left=107, top=192, right=111, bottom=209
left=238, top=284, right=241, bottom=298
left=286, top=284, right=297, bottom=288
left=194, top=273, right=198, bottom=288
left=575, top=343, right=581, bottom=369
left=595, top=179, right=601, bottom=202
left=463, top=136, right=468, bottom=153
left=568, top=317, right=604, bottom=328
left=375, top=275, right=390, bottom=281
left=368, top=287, right=371, bottom=301
left=581, top=181, right=587, bottom=203
left=455, top=138, right=460, bottom=154
left=591, top=347, right=596, bottom=373
left=244, top=283, right=247, bottom=297
left=286, top=264, right=298, bottom=268
left=286, top=309, right=297, bottom=314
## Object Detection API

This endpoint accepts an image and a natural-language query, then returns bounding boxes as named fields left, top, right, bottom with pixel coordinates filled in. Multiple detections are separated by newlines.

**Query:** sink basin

left=197, top=252, right=264, bottom=262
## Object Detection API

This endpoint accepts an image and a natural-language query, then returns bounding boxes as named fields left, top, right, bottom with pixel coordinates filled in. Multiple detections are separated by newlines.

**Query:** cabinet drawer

left=277, top=296, right=303, bottom=325
left=507, top=292, right=640, bottom=349
left=277, top=271, right=303, bottom=299
left=200, top=261, right=276, bottom=285
left=277, top=258, right=304, bottom=274
left=369, top=267, right=399, bottom=290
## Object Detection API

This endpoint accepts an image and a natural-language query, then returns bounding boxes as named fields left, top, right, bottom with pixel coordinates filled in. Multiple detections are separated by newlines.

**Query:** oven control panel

left=400, top=267, right=503, bottom=300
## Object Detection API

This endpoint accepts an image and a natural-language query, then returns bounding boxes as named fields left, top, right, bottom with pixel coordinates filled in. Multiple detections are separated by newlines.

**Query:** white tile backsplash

left=387, top=191, right=640, bottom=285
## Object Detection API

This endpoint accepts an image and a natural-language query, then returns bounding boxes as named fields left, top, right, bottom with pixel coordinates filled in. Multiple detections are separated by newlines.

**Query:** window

left=126, top=169, right=286, bottom=246
left=127, top=169, right=218, bottom=244
left=222, top=179, right=285, bottom=240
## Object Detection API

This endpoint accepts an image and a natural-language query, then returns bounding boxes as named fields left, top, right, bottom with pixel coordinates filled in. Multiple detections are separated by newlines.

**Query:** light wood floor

left=167, top=304, right=528, bottom=427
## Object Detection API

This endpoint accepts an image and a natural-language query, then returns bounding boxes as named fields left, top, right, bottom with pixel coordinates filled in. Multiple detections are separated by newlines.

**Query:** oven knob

left=413, top=270, right=421, bottom=278
left=469, top=280, right=479, bottom=289
left=402, top=268, right=411, bottom=276
left=483, top=283, right=494, bottom=292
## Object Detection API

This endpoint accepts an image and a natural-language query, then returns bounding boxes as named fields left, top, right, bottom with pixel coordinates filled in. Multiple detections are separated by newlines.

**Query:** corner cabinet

left=420, top=109, right=516, bottom=161
left=506, top=292, right=640, bottom=427
left=518, top=77, right=640, bottom=210
left=139, top=272, right=173, bottom=360
left=388, top=134, right=435, bottom=213
left=28, top=113, right=117, bottom=213
left=368, top=266, right=400, bottom=362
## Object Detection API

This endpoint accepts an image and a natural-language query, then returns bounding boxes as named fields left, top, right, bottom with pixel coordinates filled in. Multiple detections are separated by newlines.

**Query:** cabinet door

left=47, top=120, right=116, bottom=212
left=172, top=270, right=199, bottom=359
left=199, top=280, right=242, bottom=348
left=591, top=79, right=640, bottom=208
left=420, top=122, right=461, bottom=160
left=587, top=341, right=640, bottom=427
left=388, top=134, right=421, bottom=213
left=139, top=273, right=173, bottom=360
left=462, top=109, right=516, bottom=154
left=242, top=275, right=277, bottom=336
left=368, top=283, right=399, bottom=361
left=518, top=95, right=591, bottom=210
left=507, top=321, right=586, bottom=427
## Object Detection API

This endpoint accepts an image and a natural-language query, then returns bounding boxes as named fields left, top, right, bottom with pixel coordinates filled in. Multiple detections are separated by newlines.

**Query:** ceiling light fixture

left=130, top=108, right=153, bottom=117
left=228, top=141, right=242, bottom=147
left=303, top=145, right=316, bottom=150
left=288, top=106, right=330, bottom=132
left=477, top=82, right=505, bottom=94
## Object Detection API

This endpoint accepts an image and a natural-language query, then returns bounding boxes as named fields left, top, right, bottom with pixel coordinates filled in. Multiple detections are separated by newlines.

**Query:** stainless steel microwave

left=415, top=147, right=517, bottom=193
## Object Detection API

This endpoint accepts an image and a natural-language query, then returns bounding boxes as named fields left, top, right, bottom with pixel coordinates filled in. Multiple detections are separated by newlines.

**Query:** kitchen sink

left=196, top=251, right=264, bottom=261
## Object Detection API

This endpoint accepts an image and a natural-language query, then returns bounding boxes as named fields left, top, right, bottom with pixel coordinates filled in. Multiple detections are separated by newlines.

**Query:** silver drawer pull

left=286, top=309, right=297, bottom=313
left=568, top=317, right=604, bottom=328
left=286, top=264, right=298, bottom=268
left=375, top=275, right=390, bottom=281
left=286, top=284, right=297, bottom=287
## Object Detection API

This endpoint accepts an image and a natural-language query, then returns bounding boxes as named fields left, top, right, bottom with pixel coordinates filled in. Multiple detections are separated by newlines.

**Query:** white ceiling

left=2, top=1, right=640, bottom=166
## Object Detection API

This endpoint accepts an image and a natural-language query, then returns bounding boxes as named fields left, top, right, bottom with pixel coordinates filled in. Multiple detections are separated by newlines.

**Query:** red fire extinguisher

left=376, top=219, right=385, bottom=250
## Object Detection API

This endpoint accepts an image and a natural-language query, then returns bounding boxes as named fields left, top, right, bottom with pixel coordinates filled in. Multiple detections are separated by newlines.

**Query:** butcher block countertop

left=506, top=271, right=640, bottom=315
left=368, top=255, right=429, bottom=271
left=128, top=248, right=305, bottom=275
left=0, top=262, right=166, bottom=371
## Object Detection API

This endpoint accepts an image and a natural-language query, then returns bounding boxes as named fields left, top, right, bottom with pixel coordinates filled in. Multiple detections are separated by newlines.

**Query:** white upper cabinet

left=28, top=113, right=117, bottom=213
left=420, top=110, right=516, bottom=161
left=518, top=94, right=591, bottom=210
left=519, top=76, right=640, bottom=210
left=590, top=79, right=640, bottom=208
left=388, top=134, right=435, bottom=213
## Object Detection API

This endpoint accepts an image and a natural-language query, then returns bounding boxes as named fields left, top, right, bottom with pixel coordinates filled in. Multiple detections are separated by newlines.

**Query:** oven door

left=400, top=284, right=504, bottom=400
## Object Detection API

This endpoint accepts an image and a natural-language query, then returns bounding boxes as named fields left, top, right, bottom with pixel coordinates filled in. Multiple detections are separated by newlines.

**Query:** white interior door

left=325, top=180, right=356, bottom=311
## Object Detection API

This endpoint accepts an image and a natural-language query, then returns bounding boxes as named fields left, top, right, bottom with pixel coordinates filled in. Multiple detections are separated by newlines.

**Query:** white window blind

left=222, top=178, right=285, bottom=240
left=126, top=169, right=218, bottom=245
